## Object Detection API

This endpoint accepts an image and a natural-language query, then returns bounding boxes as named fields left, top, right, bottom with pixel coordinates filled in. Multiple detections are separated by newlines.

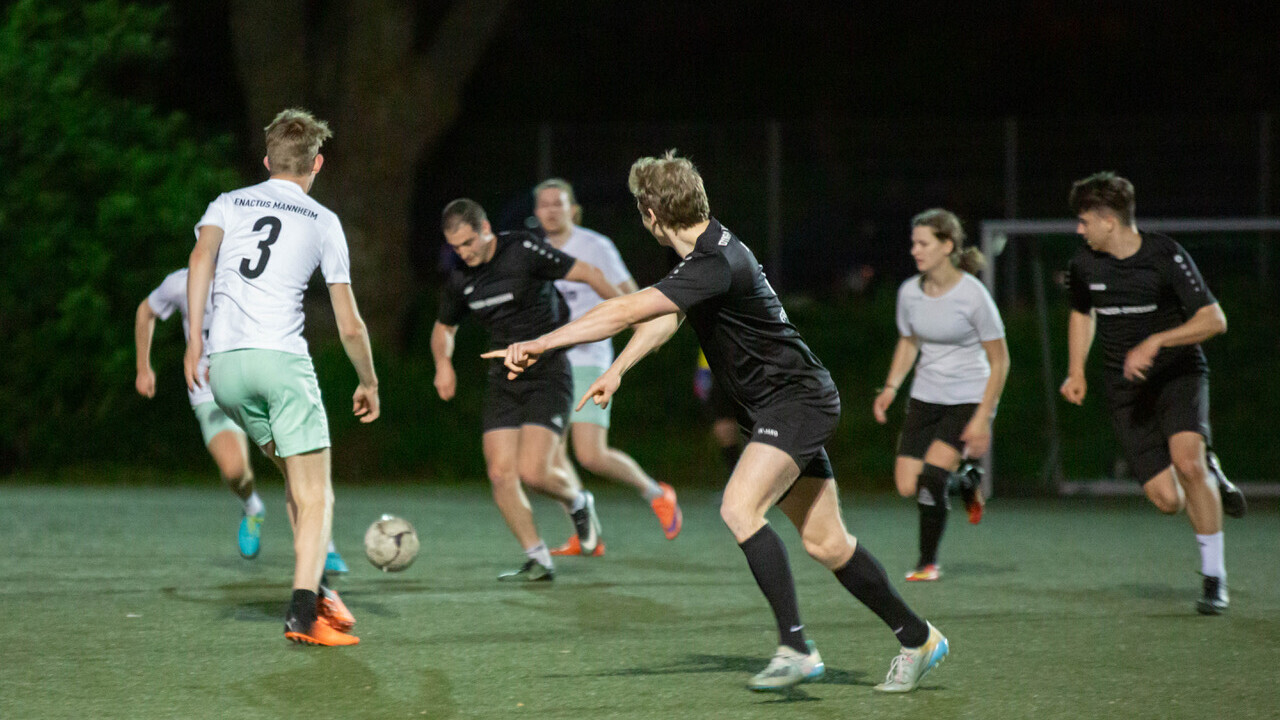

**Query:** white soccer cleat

left=748, top=640, right=825, bottom=691
left=874, top=622, right=949, bottom=693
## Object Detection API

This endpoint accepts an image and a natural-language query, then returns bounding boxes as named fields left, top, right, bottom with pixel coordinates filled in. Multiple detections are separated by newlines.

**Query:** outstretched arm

left=184, top=225, right=223, bottom=391
left=134, top=299, right=159, bottom=398
left=577, top=313, right=683, bottom=410
left=483, top=287, right=680, bottom=376
left=329, top=283, right=380, bottom=422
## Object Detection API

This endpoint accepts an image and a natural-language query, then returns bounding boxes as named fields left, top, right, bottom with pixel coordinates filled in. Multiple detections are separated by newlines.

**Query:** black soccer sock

left=739, top=524, right=808, bottom=654
left=834, top=543, right=930, bottom=648
left=289, top=589, right=319, bottom=627
left=917, top=463, right=951, bottom=567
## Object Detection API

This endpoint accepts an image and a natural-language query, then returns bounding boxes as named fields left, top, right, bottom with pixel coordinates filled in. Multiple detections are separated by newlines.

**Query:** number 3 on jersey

left=240, top=216, right=281, bottom=279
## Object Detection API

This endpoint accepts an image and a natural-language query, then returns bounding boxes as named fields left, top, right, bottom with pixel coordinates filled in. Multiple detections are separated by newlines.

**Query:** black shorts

left=482, top=359, right=573, bottom=434
left=897, top=399, right=979, bottom=459
left=1107, top=371, right=1211, bottom=484
left=741, top=399, right=840, bottom=480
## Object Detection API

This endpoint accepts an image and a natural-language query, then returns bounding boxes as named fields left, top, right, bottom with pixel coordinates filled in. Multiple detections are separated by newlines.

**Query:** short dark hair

left=441, top=198, right=487, bottom=234
left=1069, top=172, right=1136, bottom=226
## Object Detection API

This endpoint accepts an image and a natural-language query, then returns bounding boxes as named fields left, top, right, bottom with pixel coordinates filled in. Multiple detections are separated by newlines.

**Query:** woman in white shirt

left=872, top=209, right=1010, bottom=582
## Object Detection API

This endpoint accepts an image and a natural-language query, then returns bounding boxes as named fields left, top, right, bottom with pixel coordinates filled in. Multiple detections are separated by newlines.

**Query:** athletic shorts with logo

left=739, top=397, right=841, bottom=481
left=208, top=349, right=330, bottom=457
left=1107, top=370, right=1211, bottom=484
left=897, top=398, right=980, bottom=459
left=483, top=352, right=573, bottom=433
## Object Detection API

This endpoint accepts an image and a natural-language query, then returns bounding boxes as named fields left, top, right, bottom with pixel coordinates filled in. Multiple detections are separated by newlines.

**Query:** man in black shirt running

left=432, top=199, right=620, bottom=581
left=1060, top=172, right=1245, bottom=615
left=485, top=152, right=948, bottom=694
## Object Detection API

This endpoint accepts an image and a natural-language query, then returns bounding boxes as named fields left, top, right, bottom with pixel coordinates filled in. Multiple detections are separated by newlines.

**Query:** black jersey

left=1067, top=232, right=1216, bottom=379
left=439, top=231, right=575, bottom=375
left=652, top=218, right=838, bottom=419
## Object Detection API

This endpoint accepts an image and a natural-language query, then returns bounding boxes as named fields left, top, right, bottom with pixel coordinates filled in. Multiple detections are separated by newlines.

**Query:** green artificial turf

left=2, top=479, right=1277, bottom=719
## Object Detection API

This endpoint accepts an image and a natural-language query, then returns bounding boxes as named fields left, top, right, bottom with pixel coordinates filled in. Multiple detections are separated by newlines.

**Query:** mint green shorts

left=209, top=349, right=330, bottom=457
left=570, top=365, right=611, bottom=429
left=193, top=401, right=245, bottom=446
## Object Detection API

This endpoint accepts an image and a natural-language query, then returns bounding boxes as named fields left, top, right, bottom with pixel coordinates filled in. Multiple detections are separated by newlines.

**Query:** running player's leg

left=1169, top=431, right=1229, bottom=613
left=483, top=429, right=543, bottom=549
left=570, top=422, right=661, bottom=499
left=282, top=448, right=332, bottom=594
left=912, top=440, right=963, bottom=578
left=721, top=442, right=809, bottom=657
left=519, top=423, right=602, bottom=555
left=207, top=428, right=266, bottom=558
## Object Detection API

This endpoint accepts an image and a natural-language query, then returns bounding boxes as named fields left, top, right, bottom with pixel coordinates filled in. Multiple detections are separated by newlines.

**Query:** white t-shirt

left=896, top=273, right=1005, bottom=405
left=552, top=226, right=633, bottom=368
left=195, top=178, right=350, bottom=356
left=147, top=268, right=214, bottom=407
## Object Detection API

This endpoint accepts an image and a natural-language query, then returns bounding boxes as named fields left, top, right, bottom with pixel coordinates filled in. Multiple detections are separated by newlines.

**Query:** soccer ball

left=363, top=514, right=419, bottom=572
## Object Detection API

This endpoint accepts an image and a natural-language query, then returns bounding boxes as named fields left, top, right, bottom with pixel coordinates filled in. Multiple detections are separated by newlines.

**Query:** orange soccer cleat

left=284, top=615, right=360, bottom=646
left=550, top=534, right=606, bottom=557
left=650, top=482, right=683, bottom=540
left=317, top=586, right=355, bottom=632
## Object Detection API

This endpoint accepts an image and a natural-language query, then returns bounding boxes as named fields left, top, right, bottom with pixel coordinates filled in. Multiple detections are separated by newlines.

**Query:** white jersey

left=896, top=273, right=1005, bottom=405
left=147, top=268, right=214, bottom=407
left=195, top=178, right=350, bottom=356
left=551, top=226, right=633, bottom=368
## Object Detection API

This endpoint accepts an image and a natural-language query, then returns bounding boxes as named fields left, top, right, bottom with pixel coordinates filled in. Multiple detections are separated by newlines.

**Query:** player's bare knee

left=1172, top=457, right=1208, bottom=488
left=803, top=530, right=852, bottom=567
left=719, top=500, right=759, bottom=540
left=516, top=460, right=549, bottom=490
left=486, top=465, right=519, bottom=490
left=1148, top=488, right=1182, bottom=514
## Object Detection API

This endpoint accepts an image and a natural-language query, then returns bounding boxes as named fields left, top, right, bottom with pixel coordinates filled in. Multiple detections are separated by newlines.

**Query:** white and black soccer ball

left=363, top=514, right=419, bottom=572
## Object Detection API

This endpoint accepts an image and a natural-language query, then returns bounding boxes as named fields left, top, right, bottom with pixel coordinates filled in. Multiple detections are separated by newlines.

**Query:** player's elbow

left=338, top=316, right=368, bottom=342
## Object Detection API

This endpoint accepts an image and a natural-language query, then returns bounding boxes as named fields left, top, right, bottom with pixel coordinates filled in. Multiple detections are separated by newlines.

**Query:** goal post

left=978, top=217, right=1280, bottom=498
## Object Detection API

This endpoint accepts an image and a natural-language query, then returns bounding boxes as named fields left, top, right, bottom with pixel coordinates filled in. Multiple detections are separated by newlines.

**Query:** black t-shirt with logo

left=652, top=218, right=838, bottom=422
left=439, top=231, right=574, bottom=378
left=1067, top=232, right=1216, bottom=382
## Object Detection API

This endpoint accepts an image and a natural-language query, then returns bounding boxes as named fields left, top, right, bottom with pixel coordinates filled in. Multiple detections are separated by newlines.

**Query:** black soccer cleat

left=954, top=462, right=985, bottom=525
left=1196, top=575, right=1229, bottom=615
left=569, top=490, right=602, bottom=554
left=1207, top=451, right=1246, bottom=519
left=497, top=559, right=554, bottom=582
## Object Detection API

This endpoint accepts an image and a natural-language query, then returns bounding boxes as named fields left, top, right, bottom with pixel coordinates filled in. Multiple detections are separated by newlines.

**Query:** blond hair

left=264, top=108, right=332, bottom=176
left=628, top=150, right=710, bottom=230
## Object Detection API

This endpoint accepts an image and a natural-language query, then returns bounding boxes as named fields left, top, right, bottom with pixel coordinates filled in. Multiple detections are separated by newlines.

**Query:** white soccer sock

left=244, top=491, right=265, bottom=517
left=525, top=541, right=553, bottom=568
left=327, top=539, right=337, bottom=554
left=641, top=480, right=663, bottom=502
left=1196, top=532, right=1226, bottom=579
left=569, top=491, right=587, bottom=513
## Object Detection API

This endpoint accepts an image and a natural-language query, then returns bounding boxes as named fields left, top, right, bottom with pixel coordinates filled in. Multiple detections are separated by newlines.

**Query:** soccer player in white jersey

left=185, top=109, right=379, bottom=646
left=872, top=209, right=1010, bottom=582
left=135, top=268, right=265, bottom=558
left=533, top=179, right=682, bottom=554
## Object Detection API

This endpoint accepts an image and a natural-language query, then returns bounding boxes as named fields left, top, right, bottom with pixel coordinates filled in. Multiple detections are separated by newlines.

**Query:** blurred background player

left=695, top=349, right=744, bottom=472
left=136, top=267, right=265, bottom=559
left=137, top=268, right=351, bottom=572
left=872, top=209, right=1009, bottom=582
left=488, top=151, right=949, bottom=694
left=1060, top=171, right=1244, bottom=615
left=431, top=198, right=620, bottom=580
left=186, top=108, right=379, bottom=646
left=532, top=178, right=681, bottom=555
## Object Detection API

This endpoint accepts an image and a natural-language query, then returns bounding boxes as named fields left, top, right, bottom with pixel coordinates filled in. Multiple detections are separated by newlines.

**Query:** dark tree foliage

left=0, top=0, right=242, bottom=469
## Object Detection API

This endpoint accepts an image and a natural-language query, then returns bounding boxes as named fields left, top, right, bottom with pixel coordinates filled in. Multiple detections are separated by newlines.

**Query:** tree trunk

left=227, top=0, right=511, bottom=344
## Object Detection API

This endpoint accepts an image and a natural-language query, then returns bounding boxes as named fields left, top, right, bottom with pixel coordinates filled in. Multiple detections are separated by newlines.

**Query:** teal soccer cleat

left=325, top=550, right=350, bottom=574
left=238, top=511, right=264, bottom=559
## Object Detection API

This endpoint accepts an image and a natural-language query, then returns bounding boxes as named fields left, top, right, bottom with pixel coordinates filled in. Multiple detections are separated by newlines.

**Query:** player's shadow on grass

left=574, top=652, right=869, bottom=695
left=940, top=560, right=1018, bottom=576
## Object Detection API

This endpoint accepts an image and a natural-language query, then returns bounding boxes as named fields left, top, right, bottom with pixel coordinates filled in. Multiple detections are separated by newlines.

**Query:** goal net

left=978, top=217, right=1280, bottom=498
